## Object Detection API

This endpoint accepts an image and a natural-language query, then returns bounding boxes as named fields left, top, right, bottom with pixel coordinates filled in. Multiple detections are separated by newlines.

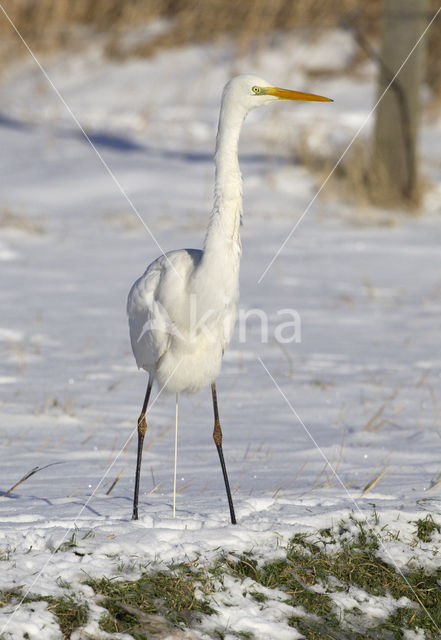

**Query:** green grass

left=414, top=515, right=441, bottom=543
left=87, top=562, right=216, bottom=637
left=0, top=591, right=88, bottom=639
left=221, top=516, right=441, bottom=639
left=88, top=513, right=441, bottom=639
left=1, top=512, right=440, bottom=639
left=46, top=595, right=89, bottom=638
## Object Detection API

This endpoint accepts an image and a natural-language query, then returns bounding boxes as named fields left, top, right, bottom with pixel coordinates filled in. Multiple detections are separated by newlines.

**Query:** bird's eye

left=252, top=86, right=261, bottom=94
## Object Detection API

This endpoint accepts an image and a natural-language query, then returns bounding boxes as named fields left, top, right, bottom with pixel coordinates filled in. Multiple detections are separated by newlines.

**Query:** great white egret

left=128, top=74, right=332, bottom=524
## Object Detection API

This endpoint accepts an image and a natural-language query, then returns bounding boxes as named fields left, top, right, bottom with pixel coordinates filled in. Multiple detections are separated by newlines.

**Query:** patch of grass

left=87, top=562, right=216, bottom=637
left=414, top=515, right=441, bottom=543
left=2, top=512, right=440, bottom=639
left=46, top=595, right=89, bottom=638
left=224, top=546, right=338, bottom=628
left=0, top=547, right=15, bottom=562
left=0, top=591, right=88, bottom=639
left=249, top=589, right=266, bottom=603
left=0, top=590, right=19, bottom=607
left=56, top=532, right=78, bottom=553
left=287, top=616, right=380, bottom=640
left=221, top=515, right=441, bottom=639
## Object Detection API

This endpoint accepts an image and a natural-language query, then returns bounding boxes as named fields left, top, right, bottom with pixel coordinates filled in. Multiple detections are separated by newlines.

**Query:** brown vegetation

left=0, top=1, right=379, bottom=58
left=2, top=1, right=440, bottom=92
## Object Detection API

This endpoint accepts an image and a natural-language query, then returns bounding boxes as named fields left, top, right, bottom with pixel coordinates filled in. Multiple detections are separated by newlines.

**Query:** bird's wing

left=127, top=250, right=203, bottom=371
left=127, top=258, right=172, bottom=371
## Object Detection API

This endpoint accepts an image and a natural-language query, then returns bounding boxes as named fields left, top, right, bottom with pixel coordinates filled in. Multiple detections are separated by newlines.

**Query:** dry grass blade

left=362, top=390, right=400, bottom=432
left=2, top=461, right=64, bottom=497
left=177, top=478, right=195, bottom=493
left=312, top=459, right=329, bottom=490
left=359, top=465, right=390, bottom=497
left=362, top=400, right=388, bottom=432
left=105, top=470, right=124, bottom=495
left=149, top=466, right=163, bottom=494
left=0, top=208, right=45, bottom=234
left=67, top=487, right=83, bottom=498
left=271, top=458, right=309, bottom=499
left=323, top=430, right=345, bottom=488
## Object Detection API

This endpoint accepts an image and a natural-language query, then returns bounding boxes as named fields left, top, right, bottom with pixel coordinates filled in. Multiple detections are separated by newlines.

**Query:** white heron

left=127, top=74, right=332, bottom=524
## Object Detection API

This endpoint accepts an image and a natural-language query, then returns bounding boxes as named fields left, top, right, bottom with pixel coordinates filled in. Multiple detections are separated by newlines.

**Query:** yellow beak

left=264, top=87, right=333, bottom=102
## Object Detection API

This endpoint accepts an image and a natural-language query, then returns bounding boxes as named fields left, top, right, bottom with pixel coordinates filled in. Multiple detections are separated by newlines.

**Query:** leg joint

left=137, top=414, right=147, bottom=437
left=213, top=419, right=222, bottom=446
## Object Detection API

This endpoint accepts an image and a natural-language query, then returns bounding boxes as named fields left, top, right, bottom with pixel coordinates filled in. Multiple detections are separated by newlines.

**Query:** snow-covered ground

left=0, top=29, right=440, bottom=638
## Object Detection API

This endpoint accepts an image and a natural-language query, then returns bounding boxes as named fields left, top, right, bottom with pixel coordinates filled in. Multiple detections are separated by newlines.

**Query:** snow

left=0, top=27, right=441, bottom=638
left=202, top=575, right=303, bottom=640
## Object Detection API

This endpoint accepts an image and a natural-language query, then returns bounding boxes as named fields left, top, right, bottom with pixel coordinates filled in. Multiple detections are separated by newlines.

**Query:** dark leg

left=211, top=382, right=237, bottom=525
left=132, top=376, right=153, bottom=520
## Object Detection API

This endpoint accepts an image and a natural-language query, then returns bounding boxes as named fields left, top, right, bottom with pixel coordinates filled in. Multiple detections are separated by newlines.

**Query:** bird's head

left=222, top=74, right=333, bottom=113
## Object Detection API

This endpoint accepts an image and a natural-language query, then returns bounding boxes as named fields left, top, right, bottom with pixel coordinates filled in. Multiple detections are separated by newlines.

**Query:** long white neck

left=191, top=93, right=248, bottom=322
left=203, top=96, right=247, bottom=260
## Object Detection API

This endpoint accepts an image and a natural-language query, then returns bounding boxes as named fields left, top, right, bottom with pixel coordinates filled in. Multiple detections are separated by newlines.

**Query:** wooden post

left=371, top=0, right=429, bottom=207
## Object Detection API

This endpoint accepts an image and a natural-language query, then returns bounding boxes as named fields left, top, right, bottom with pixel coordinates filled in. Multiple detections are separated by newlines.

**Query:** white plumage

left=127, top=245, right=237, bottom=394
left=127, top=74, right=332, bottom=523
